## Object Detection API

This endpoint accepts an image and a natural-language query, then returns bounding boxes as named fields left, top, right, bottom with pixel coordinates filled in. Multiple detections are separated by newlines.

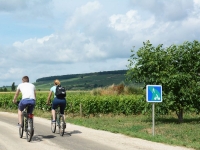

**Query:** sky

left=1, top=0, right=200, bottom=87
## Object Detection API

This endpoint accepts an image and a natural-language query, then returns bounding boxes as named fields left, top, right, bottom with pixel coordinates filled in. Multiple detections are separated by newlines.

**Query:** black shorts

left=52, top=97, right=66, bottom=114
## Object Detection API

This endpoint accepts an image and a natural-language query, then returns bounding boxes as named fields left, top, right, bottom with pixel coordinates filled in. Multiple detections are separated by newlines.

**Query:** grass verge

left=66, top=114, right=200, bottom=150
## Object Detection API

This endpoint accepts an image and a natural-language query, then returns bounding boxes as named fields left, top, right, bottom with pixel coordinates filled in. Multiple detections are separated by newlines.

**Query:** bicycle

left=16, top=101, right=34, bottom=142
left=51, top=106, right=66, bottom=136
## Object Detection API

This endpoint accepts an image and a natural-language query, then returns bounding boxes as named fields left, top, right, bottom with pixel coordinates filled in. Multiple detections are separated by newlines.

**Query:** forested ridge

left=34, top=70, right=129, bottom=91
left=36, top=70, right=127, bottom=82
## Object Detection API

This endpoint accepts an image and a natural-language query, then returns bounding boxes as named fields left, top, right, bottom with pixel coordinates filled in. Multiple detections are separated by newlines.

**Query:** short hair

left=54, top=79, right=60, bottom=85
left=22, top=76, right=29, bottom=82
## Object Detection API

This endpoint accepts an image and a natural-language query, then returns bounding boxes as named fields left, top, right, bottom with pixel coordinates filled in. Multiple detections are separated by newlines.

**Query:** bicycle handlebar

left=14, top=100, right=20, bottom=105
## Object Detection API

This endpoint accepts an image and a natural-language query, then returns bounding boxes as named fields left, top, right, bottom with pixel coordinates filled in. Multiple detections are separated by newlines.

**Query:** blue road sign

left=146, top=85, right=162, bottom=102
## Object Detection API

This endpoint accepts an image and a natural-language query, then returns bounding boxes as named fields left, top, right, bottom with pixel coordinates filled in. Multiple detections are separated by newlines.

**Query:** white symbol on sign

left=154, top=94, right=160, bottom=100
left=152, top=88, right=160, bottom=100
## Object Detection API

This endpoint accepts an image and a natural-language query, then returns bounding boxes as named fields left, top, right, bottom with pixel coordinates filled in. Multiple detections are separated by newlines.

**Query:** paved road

left=0, top=112, right=115, bottom=150
left=0, top=112, right=194, bottom=150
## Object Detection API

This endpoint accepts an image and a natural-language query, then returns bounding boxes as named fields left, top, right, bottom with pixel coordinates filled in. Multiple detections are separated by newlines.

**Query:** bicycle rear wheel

left=19, top=116, right=24, bottom=138
left=51, top=116, right=56, bottom=133
left=26, top=118, right=33, bottom=142
left=59, top=115, right=65, bottom=136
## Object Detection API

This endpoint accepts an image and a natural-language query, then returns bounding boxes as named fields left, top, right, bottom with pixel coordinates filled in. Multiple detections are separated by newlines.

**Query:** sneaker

left=27, top=127, right=32, bottom=132
left=63, top=123, right=66, bottom=129
left=18, top=123, right=22, bottom=128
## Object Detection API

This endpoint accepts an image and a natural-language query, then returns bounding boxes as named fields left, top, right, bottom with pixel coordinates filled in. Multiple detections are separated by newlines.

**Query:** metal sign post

left=152, top=103, right=155, bottom=136
left=146, top=85, right=162, bottom=136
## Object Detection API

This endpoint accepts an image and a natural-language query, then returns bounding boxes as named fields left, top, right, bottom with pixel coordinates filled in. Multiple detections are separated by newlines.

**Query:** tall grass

left=91, top=84, right=144, bottom=95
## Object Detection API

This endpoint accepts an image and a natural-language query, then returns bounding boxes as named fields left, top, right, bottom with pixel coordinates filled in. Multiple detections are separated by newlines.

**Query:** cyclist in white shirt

left=13, top=76, right=36, bottom=127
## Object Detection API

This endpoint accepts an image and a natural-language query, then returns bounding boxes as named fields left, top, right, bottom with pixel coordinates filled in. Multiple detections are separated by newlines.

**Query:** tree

left=11, top=82, right=16, bottom=91
left=126, top=40, right=200, bottom=123
left=3, top=87, right=7, bottom=92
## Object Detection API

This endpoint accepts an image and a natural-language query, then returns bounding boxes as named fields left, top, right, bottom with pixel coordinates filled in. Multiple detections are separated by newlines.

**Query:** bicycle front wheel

left=26, top=118, right=33, bottom=142
left=19, top=116, right=24, bottom=138
left=51, top=116, right=56, bottom=133
left=59, top=115, right=65, bottom=136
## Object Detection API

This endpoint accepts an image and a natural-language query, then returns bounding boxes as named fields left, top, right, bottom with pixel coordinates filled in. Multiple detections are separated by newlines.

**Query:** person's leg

left=52, top=109, right=56, bottom=121
left=52, top=98, right=58, bottom=121
left=18, top=109, right=23, bottom=125
left=59, top=99, right=66, bottom=121
left=18, top=100, right=25, bottom=125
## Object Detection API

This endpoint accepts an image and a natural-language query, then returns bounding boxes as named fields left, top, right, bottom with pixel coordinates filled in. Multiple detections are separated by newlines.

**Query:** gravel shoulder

left=0, top=112, right=194, bottom=150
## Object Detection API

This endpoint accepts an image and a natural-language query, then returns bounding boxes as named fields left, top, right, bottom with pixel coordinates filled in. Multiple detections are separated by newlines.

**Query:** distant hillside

left=34, top=70, right=131, bottom=91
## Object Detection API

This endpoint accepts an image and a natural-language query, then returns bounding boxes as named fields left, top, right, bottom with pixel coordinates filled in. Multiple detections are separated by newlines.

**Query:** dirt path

left=0, top=112, right=194, bottom=150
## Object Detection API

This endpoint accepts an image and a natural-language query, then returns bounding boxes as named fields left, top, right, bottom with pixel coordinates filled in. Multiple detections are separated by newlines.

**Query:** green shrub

left=0, top=92, right=144, bottom=116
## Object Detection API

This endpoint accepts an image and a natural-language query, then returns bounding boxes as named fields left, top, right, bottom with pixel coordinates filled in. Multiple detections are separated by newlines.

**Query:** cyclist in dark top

left=46, top=79, right=66, bottom=122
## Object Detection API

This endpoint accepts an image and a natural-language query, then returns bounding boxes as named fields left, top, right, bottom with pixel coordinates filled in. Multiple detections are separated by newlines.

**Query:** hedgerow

left=0, top=92, right=145, bottom=116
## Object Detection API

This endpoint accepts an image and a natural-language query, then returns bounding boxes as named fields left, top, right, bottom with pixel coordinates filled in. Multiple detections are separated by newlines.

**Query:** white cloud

left=192, top=0, right=200, bottom=18
left=11, top=31, right=108, bottom=64
left=84, top=42, right=107, bottom=60
left=65, top=1, right=102, bottom=30
left=109, top=10, right=155, bottom=32
left=8, top=68, right=23, bottom=74
left=130, top=0, right=194, bottom=21
left=0, top=0, right=27, bottom=12
left=0, top=67, right=23, bottom=85
left=1, top=0, right=200, bottom=86
left=0, top=0, right=53, bottom=20
left=76, top=1, right=101, bottom=16
left=0, top=58, right=6, bottom=67
left=37, top=34, right=54, bottom=44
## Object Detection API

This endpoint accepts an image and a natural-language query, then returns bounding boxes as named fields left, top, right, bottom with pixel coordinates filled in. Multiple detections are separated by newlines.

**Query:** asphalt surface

left=0, top=112, right=115, bottom=150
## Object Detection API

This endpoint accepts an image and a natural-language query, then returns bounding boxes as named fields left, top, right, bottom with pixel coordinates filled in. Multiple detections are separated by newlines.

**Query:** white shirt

left=17, top=82, right=36, bottom=100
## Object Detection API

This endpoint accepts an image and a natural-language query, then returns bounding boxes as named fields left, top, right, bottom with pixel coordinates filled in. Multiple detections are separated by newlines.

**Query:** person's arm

left=13, top=89, right=20, bottom=103
left=34, top=90, right=36, bottom=100
left=47, top=91, right=53, bottom=104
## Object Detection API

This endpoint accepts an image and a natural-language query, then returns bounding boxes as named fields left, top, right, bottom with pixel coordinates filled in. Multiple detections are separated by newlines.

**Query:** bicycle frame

left=51, top=106, right=66, bottom=136
left=18, top=102, right=34, bottom=142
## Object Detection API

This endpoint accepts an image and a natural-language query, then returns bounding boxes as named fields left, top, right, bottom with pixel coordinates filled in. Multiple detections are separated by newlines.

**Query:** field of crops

left=0, top=92, right=145, bottom=116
